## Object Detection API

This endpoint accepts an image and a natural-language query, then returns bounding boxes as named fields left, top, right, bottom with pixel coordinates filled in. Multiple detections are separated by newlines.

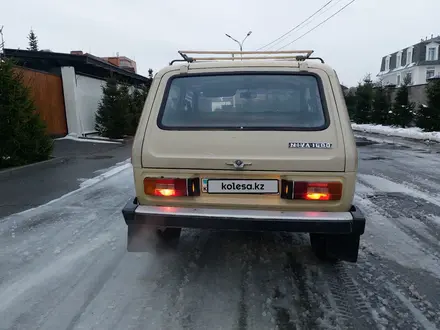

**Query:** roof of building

left=384, top=36, right=440, bottom=58
left=3, top=48, right=150, bottom=85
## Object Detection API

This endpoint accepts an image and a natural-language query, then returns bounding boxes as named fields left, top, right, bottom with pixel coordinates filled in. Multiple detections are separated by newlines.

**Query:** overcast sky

left=3, top=0, right=440, bottom=86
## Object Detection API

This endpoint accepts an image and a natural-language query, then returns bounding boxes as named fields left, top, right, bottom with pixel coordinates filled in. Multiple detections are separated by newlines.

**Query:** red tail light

left=294, top=182, right=342, bottom=201
left=144, top=178, right=200, bottom=197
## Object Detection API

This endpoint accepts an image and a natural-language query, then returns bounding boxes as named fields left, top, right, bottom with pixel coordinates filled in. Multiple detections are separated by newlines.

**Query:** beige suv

left=122, top=50, right=365, bottom=263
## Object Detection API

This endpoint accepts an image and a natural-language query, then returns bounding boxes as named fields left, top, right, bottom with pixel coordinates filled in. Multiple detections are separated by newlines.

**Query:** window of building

left=426, top=67, right=436, bottom=81
left=385, top=56, right=390, bottom=71
left=120, top=59, right=133, bottom=67
left=396, top=53, right=401, bottom=68
left=406, top=49, right=413, bottom=65
left=405, top=72, right=412, bottom=85
left=427, top=47, right=436, bottom=61
left=397, top=74, right=401, bottom=86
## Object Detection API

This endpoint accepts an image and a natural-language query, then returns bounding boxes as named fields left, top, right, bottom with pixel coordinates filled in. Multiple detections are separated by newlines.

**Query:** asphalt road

left=0, top=139, right=132, bottom=218
left=1, top=135, right=440, bottom=330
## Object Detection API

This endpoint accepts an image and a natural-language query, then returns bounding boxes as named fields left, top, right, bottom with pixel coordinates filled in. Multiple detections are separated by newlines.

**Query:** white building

left=377, top=35, right=440, bottom=86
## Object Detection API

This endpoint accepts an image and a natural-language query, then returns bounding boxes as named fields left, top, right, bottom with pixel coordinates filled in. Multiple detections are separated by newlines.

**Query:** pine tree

left=126, top=88, right=140, bottom=136
left=344, top=88, right=357, bottom=121
left=390, top=74, right=414, bottom=127
left=0, top=59, right=52, bottom=168
left=371, top=81, right=391, bottom=125
left=27, top=29, right=38, bottom=51
left=353, top=74, right=374, bottom=124
left=126, top=85, right=148, bottom=136
left=416, top=78, right=440, bottom=131
left=95, top=77, right=127, bottom=139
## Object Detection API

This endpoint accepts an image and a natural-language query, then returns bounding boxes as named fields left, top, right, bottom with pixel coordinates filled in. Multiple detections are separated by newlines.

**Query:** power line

left=264, top=0, right=345, bottom=51
left=256, top=0, right=334, bottom=51
left=276, top=0, right=356, bottom=50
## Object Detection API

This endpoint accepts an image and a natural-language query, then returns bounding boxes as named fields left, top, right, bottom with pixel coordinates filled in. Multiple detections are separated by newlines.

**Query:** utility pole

left=225, top=31, right=252, bottom=53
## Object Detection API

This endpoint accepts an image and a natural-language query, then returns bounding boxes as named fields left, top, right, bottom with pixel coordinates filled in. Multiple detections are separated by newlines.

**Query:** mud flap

left=325, top=233, right=361, bottom=263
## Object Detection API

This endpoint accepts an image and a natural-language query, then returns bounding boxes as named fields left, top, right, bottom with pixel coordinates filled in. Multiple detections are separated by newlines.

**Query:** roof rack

left=169, top=50, right=324, bottom=65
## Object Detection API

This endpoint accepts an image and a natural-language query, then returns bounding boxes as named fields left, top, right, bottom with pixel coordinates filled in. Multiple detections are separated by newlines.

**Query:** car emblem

left=225, top=159, right=252, bottom=169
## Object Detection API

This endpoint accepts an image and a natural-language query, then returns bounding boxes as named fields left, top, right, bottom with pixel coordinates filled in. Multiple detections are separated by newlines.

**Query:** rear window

left=158, top=73, right=328, bottom=131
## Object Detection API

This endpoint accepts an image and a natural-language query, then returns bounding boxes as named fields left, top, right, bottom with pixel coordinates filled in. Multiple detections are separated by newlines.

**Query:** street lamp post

left=225, top=31, right=252, bottom=53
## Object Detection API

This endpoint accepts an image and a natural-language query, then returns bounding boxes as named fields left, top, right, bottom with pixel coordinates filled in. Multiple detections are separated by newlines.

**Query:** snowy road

left=1, top=138, right=440, bottom=330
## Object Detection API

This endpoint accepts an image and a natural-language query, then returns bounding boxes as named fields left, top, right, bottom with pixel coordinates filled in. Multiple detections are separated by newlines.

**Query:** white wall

left=61, top=66, right=106, bottom=137
left=61, top=67, right=80, bottom=135
left=378, top=65, right=440, bottom=86
left=75, top=75, right=105, bottom=135
left=61, top=67, right=143, bottom=137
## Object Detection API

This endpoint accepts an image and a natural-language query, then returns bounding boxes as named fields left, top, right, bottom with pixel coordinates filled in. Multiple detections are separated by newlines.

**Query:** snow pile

left=56, top=134, right=122, bottom=144
left=352, top=124, right=440, bottom=143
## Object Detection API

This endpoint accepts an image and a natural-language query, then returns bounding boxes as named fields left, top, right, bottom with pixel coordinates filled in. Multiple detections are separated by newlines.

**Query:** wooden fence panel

left=14, top=67, right=67, bottom=137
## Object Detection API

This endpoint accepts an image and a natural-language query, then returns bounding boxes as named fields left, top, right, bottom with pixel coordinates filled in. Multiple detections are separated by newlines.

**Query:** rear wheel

left=310, top=233, right=360, bottom=263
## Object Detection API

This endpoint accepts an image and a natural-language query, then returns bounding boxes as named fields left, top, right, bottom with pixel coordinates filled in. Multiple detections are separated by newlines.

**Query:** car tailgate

left=141, top=129, right=345, bottom=172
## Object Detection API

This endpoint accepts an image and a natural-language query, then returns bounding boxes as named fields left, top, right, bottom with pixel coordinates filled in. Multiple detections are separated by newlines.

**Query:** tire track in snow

left=321, top=263, right=374, bottom=330
left=351, top=255, right=440, bottom=329
left=363, top=190, right=440, bottom=251
left=157, top=230, right=213, bottom=330
left=286, top=250, right=324, bottom=329
left=386, top=282, right=438, bottom=330
left=352, top=179, right=440, bottom=328
left=241, top=232, right=299, bottom=330
left=158, top=229, right=249, bottom=330
left=237, top=253, right=249, bottom=330
left=356, top=176, right=440, bottom=272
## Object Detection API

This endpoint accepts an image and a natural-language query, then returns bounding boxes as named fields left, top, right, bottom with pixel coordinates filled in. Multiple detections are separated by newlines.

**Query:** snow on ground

left=2, top=139, right=440, bottom=329
left=427, top=215, right=440, bottom=226
left=55, top=134, right=122, bottom=144
left=358, top=173, right=440, bottom=208
left=354, top=193, right=440, bottom=278
left=352, top=124, right=440, bottom=143
left=79, top=158, right=131, bottom=188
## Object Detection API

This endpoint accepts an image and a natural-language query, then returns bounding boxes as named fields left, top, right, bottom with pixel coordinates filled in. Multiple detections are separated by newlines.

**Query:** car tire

left=310, top=233, right=338, bottom=263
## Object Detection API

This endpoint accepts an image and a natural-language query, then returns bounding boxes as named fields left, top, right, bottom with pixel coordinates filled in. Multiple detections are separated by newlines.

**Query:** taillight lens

left=144, top=178, right=200, bottom=197
left=280, top=180, right=342, bottom=201
left=294, top=182, right=342, bottom=201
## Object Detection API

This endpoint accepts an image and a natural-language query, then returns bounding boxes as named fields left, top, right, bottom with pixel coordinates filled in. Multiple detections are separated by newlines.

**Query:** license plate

left=203, top=179, right=279, bottom=194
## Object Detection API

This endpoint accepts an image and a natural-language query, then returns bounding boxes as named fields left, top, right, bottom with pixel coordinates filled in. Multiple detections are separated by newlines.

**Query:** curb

left=78, top=137, right=123, bottom=144
left=79, top=136, right=134, bottom=144
left=0, top=157, right=68, bottom=180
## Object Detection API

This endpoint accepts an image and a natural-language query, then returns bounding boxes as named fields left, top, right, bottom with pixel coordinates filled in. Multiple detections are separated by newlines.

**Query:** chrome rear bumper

left=122, top=198, right=366, bottom=234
